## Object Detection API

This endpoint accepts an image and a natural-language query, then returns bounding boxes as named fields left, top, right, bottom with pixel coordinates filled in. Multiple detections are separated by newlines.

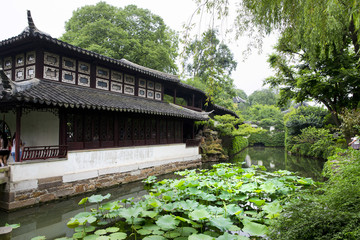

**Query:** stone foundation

left=0, top=159, right=201, bottom=211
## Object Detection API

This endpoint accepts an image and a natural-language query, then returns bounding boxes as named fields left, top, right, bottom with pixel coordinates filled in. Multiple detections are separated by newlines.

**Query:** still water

left=0, top=147, right=325, bottom=239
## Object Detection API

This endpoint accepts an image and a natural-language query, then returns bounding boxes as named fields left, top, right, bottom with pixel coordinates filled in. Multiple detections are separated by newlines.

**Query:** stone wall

left=0, top=159, right=201, bottom=211
left=0, top=144, right=202, bottom=210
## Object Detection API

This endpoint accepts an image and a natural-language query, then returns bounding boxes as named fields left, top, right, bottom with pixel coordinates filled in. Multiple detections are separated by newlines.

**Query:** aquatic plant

left=51, top=163, right=317, bottom=240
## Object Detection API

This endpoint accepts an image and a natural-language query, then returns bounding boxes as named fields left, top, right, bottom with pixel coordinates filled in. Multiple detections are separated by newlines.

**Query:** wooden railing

left=186, top=139, right=201, bottom=148
left=21, top=145, right=68, bottom=161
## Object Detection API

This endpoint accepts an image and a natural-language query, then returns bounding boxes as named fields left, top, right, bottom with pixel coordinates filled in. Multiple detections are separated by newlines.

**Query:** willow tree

left=194, top=0, right=360, bottom=128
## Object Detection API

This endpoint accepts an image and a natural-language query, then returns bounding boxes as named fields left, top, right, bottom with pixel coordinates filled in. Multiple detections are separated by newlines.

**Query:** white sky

left=0, top=0, right=277, bottom=96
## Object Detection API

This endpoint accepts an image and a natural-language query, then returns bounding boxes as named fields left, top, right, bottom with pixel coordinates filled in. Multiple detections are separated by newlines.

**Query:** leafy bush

left=248, top=130, right=285, bottom=147
left=229, top=136, right=248, bottom=155
left=269, top=148, right=360, bottom=239
left=288, top=126, right=336, bottom=159
left=285, top=106, right=329, bottom=136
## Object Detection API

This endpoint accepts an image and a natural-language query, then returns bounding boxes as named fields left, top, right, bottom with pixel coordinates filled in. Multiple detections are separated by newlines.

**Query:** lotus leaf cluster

left=50, top=163, right=316, bottom=240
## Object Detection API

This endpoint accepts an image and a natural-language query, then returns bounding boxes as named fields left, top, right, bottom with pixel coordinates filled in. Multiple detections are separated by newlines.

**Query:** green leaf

left=225, top=204, right=243, bottom=215
left=5, top=223, right=20, bottom=229
left=141, top=210, right=158, bottom=218
left=31, top=237, right=46, bottom=240
left=189, top=234, right=214, bottom=240
left=88, top=194, right=111, bottom=203
left=78, top=197, right=88, bottom=205
left=249, top=198, right=266, bottom=206
left=155, top=215, right=179, bottom=230
left=209, top=217, right=235, bottom=231
left=143, top=235, right=167, bottom=240
left=95, top=229, right=107, bottom=235
left=216, top=232, right=250, bottom=240
left=109, top=232, right=127, bottom=240
left=106, top=227, right=120, bottom=233
left=175, top=227, right=198, bottom=236
left=164, top=230, right=181, bottom=238
left=66, top=218, right=79, bottom=229
left=72, top=232, right=86, bottom=239
left=242, top=219, right=268, bottom=237
left=189, top=209, right=211, bottom=221
left=262, top=201, right=283, bottom=218
left=83, top=235, right=98, bottom=240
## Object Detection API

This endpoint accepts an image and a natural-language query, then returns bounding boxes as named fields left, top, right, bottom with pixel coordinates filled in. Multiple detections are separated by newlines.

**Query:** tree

left=61, top=2, right=179, bottom=74
left=248, top=89, right=277, bottom=106
left=265, top=47, right=360, bottom=127
left=183, top=29, right=238, bottom=110
left=194, top=0, right=360, bottom=63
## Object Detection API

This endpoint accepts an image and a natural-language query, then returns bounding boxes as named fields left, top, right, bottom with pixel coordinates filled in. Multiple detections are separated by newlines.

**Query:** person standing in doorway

left=10, top=132, right=24, bottom=162
left=0, top=132, right=9, bottom=166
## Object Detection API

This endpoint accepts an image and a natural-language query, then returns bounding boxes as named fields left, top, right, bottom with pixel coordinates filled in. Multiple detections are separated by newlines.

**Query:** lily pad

left=156, top=215, right=179, bottom=230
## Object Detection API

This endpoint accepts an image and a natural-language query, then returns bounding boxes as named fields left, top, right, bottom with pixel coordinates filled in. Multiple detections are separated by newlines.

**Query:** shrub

left=288, top=126, right=336, bottom=159
left=269, top=148, right=360, bottom=239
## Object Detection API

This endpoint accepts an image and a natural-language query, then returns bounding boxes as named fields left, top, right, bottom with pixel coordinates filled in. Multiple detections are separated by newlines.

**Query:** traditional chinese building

left=0, top=11, right=237, bottom=210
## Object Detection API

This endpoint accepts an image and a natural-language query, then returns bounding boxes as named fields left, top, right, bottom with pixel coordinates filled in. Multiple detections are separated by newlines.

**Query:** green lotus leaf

left=96, top=236, right=110, bottom=240
left=88, top=193, right=111, bottom=203
left=216, top=232, right=250, bottom=240
left=95, top=229, right=107, bottom=235
left=189, top=233, right=215, bottom=240
left=179, top=200, right=199, bottom=211
left=189, top=209, right=211, bottom=221
left=141, top=210, right=158, bottom=218
left=66, top=218, right=79, bottom=229
left=155, top=215, right=179, bottom=230
left=175, top=227, right=198, bottom=236
left=105, top=227, right=119, bottom=233
left=226, top=204, right=243, bottom=215
left=31, top=237, right=46, bottom=240
left=100, top=201, right=121, bottom=211
left=143, top=235, right=167, bottom=240
left=109, top=232, right=127, bottom=240
left=164, top=230, right=181, bottom=238
left=72, top=232, right=85, bottom=239
left=83, top=235, right=98, bottom=240
left=249, top=198, right=265, bottom=206
left=242, top=219, right=268, bottom=237
left=209, top=217, right=235, bottom=231
left=75, top=225, right=96, bottom=233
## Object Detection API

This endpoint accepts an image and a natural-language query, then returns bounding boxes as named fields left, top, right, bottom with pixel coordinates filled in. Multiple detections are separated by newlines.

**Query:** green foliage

left=213, top=114, right=260, bottom=138
left=62, top=163, right=318, bottom=240
left=269, top=148, right=360, bottom=239
left=285, top=106, right=329, bottom=136
left=248, top=130, right=285, bottom=147
left=248, top=89, right=278, bottom=106
left=61, top=2, right=178, bottom=74
left=244, top=104, right=284, bottom=130
left=182, top=29, right=238, bottom=111
left=288, top=127, right=336, bottom=159
left=340, top=108, right=360, bottom=142
left=229, top=136, right=248, bottom=155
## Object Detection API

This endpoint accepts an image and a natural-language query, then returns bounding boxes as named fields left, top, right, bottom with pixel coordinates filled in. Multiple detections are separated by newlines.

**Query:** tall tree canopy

left=61, top=2, right=179, bottom=74
left=183, top=29, right=238, bottom=111
left=195, top=0, right=360, bottom=127
left=248, top=89, right=278, bottom=106
left=195, top=0, right=360, bottom=62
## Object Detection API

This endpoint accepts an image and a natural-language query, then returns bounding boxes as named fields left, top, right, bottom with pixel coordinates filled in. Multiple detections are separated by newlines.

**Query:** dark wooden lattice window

left=66, top=113, right=75, bottom=142
left=84, top=115, right=92, bottom=142
left=93, top=115, right=100, bottom=141
left=133, top=119, right=139, bottom=140
left=167, top=120, right=174, bottom=139
left=75, top=114, right=83, bottom=142
left=100, top=115, right=113, bottom=141
left=118, top=118, right=125, bottom=141
left=126, top=118, right=132, bottom=140
left=175, top=121, right=182, bottom=139
left=146, top=119, right=152, bottom=140
left=139, top=118, right=145, bottom=140
left=151, top=119, right=157, bottom=139
left=160, top=119, right=166, bottom=140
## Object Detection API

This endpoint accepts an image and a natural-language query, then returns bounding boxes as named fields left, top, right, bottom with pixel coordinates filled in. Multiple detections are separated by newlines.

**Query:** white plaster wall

left=22, top=111, right=59, bottom=146
left=0, top=110, right=59, bottom=146
left=9, top=144, right=201, bottom=191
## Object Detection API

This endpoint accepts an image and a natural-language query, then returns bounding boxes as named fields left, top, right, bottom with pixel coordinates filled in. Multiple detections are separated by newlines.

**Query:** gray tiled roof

left=2, top=78, right=208, bottom=120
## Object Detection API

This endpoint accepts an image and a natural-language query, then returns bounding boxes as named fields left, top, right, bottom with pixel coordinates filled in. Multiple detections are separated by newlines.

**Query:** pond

left=0, top=147, right=325, bottom=239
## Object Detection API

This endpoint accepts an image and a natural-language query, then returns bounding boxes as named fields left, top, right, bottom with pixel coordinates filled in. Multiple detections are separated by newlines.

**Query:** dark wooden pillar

left=192, top=94, right=195, bottom=107
left=173, top=89, right=177, bottom=104
left=15, top=106, right=22, bottom=162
